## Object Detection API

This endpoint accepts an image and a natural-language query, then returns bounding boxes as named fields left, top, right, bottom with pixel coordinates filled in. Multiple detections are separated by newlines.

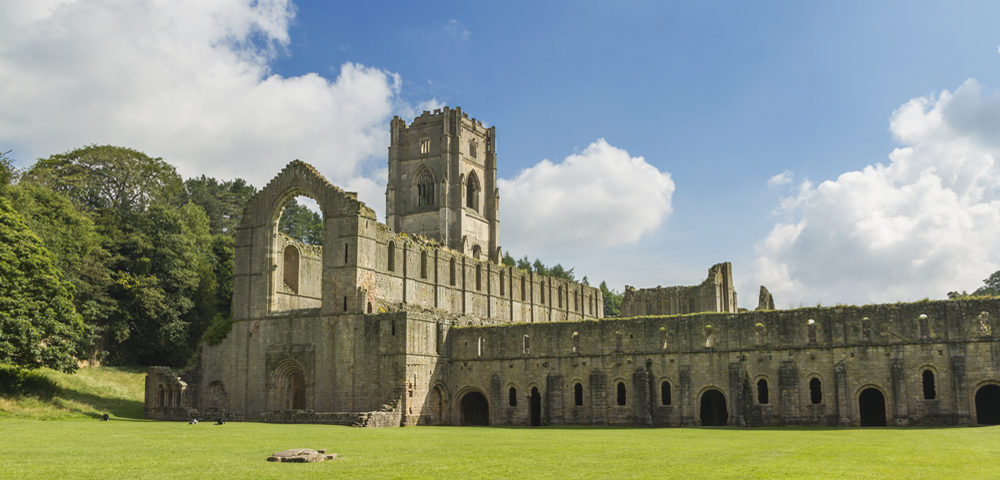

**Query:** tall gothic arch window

left=466, top=172, right=480, bottom=211
left=417, top=169, right=435, bottom=207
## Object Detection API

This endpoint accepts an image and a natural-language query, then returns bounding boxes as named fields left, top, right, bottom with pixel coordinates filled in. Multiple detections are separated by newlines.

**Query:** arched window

left=466, top=171, right=480, bottom=211
left=574, top=382, right=584, bottom=406
left=419, top=137, right=430, bottom=155
left=617, top=382, right=627, bottom=406
left=919, top=314, right=929, bottom=338
left=520, top=276, right=526, bottom=300
left=500, top=271, right=505, bottom=295
left=661, top=381, right=672, bottom=406
left=809, top=378, right=822, bottom=404
left=922, top=369, right=936, bottom=400
left=469, top=139, right=478, bottom=158
left=420, top=251, right=428, bottom=279
left=417, top=169, right=435, bottom=207
left=540, top=283, right=545, bottom=304
left=449, top=258, right=456, bottom=286
left=283, top=245, right=299, bottom=294
left=572, top=331, right=580, bottom=353
left=523, top=335, right=531, bottom=354
left=472, top=244, right=482, bottom=259
left=757, top=378, right=769, bottom=404
left=387, top=241, right=396, bottom=272
left=861, top=317, right=872, bottom=341
left=807, top=319, right=817, bottom=344
left=509, top=387, right=517, bottom=407
left=475, top=264, right=482, bottom=291
left=558, top=286, right=563, bottom=308
left=574, top=291, right=578, bottom=311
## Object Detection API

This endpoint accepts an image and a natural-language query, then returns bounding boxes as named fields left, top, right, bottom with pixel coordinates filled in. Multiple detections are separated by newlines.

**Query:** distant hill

left=0, top=365, right=145, bottom=420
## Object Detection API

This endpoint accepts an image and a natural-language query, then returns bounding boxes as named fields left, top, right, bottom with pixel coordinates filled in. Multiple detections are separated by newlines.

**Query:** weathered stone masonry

left=145, top=107, right=1000, bottom=428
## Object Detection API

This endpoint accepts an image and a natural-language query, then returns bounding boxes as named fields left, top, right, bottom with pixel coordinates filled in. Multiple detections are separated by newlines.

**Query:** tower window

left=417, top=170, right=435, bottom=207
left=469, top=139, right=478, bottom=158
left=466, top=172, right=480, bottom=211
left=419, top=137, right=430, bottom=155
left=449, top=258, right=456, bottom=286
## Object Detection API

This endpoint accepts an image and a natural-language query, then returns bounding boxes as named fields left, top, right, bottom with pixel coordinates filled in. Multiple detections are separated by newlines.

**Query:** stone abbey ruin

left=146, top=107, right=1000, bottom=428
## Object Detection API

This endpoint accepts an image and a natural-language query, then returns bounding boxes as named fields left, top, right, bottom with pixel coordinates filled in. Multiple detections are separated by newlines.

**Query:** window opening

left=922, top=370, right=936, bottom=400
left=283, top=245, right=299, bottom=294
left=500, top=272, right=505, bottom=295
left=809, top=378, right=822, bottom=404
left=475, top=264, right=482, bottom=291
left=757, top=379, right=769, bottom=404
left=509, top=387, right=517, bottom=407
left=574, top=383, right=584, bottom=406
left=417, top=170, right=435, bottom=207
left=449, top=258, right=456, bottom=286
left=466, top=172, right=480, bottom=211
left=661, top=381, right=672, bottom=405
left=387, top=241, right=396, bottom=271
left=420, top=251, right=428, bottom=279
left=617, top=382, right=627, bottom=406
left=419, top=138, right=430, bottom=155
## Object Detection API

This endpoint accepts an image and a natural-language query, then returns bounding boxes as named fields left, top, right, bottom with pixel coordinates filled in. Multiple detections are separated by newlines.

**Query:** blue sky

left=2, top=1, right=1000, bottom=307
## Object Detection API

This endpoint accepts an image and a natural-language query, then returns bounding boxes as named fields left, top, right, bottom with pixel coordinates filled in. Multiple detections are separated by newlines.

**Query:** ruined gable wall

left=443, top=298, right=1000, bottom=427
left=621, top=262, right=737, bottom=316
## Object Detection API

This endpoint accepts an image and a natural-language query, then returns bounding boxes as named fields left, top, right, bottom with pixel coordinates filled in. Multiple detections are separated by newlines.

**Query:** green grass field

left=2, top=366, right=1000, bottom=479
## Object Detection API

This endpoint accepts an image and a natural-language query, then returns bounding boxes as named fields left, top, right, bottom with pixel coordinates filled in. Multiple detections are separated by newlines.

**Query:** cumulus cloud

left=0, top=0, right=424, bottom=220
left=755, top=79, right=1000, bottom=306
left=499, top=139, right=674, bottom=254
left=767, top=170, right=794, bottom=187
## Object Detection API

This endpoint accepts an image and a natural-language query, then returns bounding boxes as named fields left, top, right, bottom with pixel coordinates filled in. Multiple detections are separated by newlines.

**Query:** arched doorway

left=700, top=389, right=728, bottom=426
left=530, top=387, right=542, bottom=426
left=859, top=388, right=886, bottom=426
left=460, top=391, right=489, bottom=426
left=287, top=369, right=305, bottom=409
left=429, top=386, right=445, bottom=424
left=976, top=384, right=1000, bottom=425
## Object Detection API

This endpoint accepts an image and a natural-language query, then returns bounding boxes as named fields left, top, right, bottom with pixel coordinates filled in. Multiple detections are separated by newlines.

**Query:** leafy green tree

left=502, top=251, right=516, bottom=268
left=516, top=256, right=531, bottom=271
left=183, top=175, right=256, bottom=235
left=549, top=264, right=575, bottom=282
left=532, top=259, right=548, bottom=276
left=0, top=197, right=84, bottom=372
left=600, top=281, right=623, bottom=317
left=0, top=149, right=15, bottom=187
left=104, top=203, right=214, bottom=365
left=278, top=198, right=322, bottom=244
left=975, top=270, right=1000, bottom=297
left=23, top=145, right=183, bottom=218
left=4, top=184, right=112, bottom=360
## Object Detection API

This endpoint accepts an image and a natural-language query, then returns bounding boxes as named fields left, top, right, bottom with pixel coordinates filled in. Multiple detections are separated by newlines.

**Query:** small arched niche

left=272, top=194, right=324, bottom=312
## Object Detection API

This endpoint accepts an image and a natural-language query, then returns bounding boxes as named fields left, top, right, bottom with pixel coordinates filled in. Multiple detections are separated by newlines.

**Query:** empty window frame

left=809, top=378, right=822, bottom=404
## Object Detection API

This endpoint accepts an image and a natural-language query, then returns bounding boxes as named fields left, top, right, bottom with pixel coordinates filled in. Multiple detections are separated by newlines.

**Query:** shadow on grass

left=0, top=365, right=145, bottom=419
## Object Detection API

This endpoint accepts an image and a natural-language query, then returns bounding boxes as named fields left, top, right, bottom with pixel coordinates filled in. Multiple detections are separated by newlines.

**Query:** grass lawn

left=2, top=366, right=999, bottom=479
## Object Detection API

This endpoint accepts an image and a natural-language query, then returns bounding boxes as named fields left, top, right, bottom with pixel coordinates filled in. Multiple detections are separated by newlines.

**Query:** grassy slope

left=0, top=365, right=145, bottom=419
left=1, top=366, right=999, bottom=479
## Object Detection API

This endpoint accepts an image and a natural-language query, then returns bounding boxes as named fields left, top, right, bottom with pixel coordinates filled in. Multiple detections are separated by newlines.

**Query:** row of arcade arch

left=454, top=383, right=1000, bottom=427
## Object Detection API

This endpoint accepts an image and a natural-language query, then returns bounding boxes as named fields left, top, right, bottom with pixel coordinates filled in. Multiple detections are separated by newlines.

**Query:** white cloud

left=498, top=139, right=674, bottom=254
left=755, top=79, right=1000, bottom=306
left=0, top=0, right=429, bottom=220
left=767, top=170, right=794, bottom=187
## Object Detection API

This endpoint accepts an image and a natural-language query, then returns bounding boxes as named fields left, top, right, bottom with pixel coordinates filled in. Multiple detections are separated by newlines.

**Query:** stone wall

left=621, top=262, right=737, bottom=316
left=441, top=298, right=1000, bottom=427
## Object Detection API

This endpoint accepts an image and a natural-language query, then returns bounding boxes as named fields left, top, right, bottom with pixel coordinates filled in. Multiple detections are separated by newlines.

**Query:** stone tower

left=386, top=107, right=500, bottom=262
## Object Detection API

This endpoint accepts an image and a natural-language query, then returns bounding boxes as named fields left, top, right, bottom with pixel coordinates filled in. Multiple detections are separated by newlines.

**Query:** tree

left=183, top=175, right=256, bottom=235
left=278, top=198, right=323, bottom=245
left=0, top=149, right=15, bottom=188
left=23, top=145, right=183, bottom=218
left=4, top=184, right=112, bottom=360
left=502, top=251, right=516, bottom=268
left=516, top=256, right=531, bottom=271
left=0, top=197, right=84, bottom=372
left=600, top=281, right=623, bottom=317
left=532, top=259, right=548, bottom=276
left=976, top=270, right=1000, bottom=297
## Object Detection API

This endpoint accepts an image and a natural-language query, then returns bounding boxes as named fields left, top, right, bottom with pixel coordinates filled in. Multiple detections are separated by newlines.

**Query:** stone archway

left=859, top=388, right=887, bottom=426
left=975, top=384, right=1000, bottom=425
left=529, top=386, right=542, bottom=426
left=700, top=388, right=728, bottom=426
left=459, top=391, right=489, bottom=426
